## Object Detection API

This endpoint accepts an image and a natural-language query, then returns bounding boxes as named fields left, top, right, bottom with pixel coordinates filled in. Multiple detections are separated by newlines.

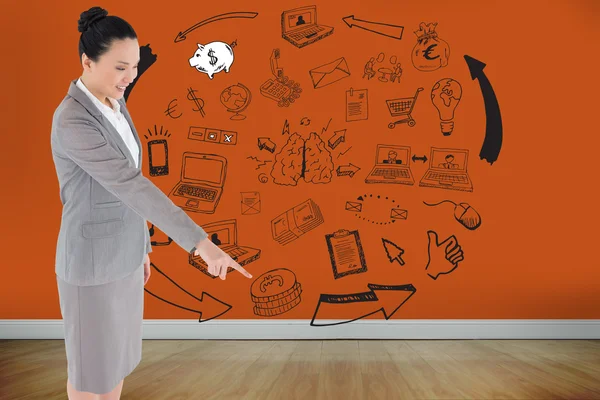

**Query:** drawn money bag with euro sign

left=411, top=22, right=450, bottom=72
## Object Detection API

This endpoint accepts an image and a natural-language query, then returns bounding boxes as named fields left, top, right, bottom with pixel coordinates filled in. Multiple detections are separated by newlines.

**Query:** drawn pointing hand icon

left=425, top=230, right=464, bottom=280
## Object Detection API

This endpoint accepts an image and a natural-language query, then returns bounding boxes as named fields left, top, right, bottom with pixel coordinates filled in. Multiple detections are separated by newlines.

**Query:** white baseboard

left=1, top=320, right=599, bottom=340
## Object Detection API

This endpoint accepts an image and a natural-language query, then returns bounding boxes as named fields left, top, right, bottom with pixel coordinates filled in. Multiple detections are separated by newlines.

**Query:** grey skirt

left=56, top=262, right=144, bottom=395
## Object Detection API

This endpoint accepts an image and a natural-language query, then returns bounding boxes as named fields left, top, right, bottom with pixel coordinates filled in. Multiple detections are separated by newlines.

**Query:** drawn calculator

left=260, top=79, right=292, bottom=102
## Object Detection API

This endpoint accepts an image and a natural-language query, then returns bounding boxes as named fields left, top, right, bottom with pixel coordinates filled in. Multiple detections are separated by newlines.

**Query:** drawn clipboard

left=325, top=229, right=368, bottom=279
left=346, top=87, right=368, bottom=122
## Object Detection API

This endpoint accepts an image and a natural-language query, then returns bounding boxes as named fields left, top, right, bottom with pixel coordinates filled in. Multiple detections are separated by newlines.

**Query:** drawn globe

left=220, top=83, right=251, bottom=120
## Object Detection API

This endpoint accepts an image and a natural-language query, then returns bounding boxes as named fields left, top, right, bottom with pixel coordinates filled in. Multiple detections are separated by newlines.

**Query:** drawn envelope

left=241, top=192, right=261, bottom=215
left=390, top=208, right=407, bottom=220
left=309, top=57, right=350, bottom=89
left=345, top=201, right=362, bottom=212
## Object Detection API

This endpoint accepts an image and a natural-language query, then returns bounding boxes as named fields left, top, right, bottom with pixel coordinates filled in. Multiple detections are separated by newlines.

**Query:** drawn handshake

left=425, top=230, right=465, bottom=280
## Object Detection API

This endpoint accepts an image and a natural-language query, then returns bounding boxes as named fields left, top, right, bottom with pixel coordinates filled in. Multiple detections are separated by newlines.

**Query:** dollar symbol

left=186, top=87, right=206, bottom=118
left=208, top=49, right=218, bottom=66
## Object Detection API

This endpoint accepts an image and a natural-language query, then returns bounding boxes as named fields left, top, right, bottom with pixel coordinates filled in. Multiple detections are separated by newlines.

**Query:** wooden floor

left=1, top=339, right=600, bottom=399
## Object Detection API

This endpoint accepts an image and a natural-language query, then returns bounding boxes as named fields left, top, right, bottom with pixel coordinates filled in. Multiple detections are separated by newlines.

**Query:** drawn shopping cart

left=385, top=87, right=424, bottom=129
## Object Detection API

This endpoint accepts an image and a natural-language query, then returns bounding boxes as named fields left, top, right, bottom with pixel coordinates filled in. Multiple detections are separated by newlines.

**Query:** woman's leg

left=66, top=378, right=98, bottom=400
left=97, top=379, right=124, bottom=400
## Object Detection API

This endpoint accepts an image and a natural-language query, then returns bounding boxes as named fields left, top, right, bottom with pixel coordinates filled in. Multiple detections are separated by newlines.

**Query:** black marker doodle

left=168, top=152, right=226, bottom=213
left=345, top=194, right=407, bottom=225
left=281, top=5, right=334, bottom=48
left=148, top=223, right=172, bottom=246
left=382, top=238, right=405, bottom=265
left=423, top=200, right=482, bottom=230
left=189, top=41, right=234, bottom=80
left=411, top=154, right=428, bottom=164
left=246, top=156, right=272, bottom=170
left=310, top=283, right=416, bottom=326
left=362, top=52, right=403, bottom=83
left=251, top=268, right=302, bottom=317
left=464, top=55, right=503, bottom=165
left=260, top=49, right=302, bottom=107
left=188, top=219, right=261, bottom=279
left=431, top=78, right=462, bottom=136
left=241, top=192, right=261, bottom=215
left=365, top=144, right=415, bottom=185
left=164, top=99, right=182, bottom=119
left=425, top=230, right=463, bottom=280
left=412, top=22, right=450, bottom=72
left=174, top=12, right=258, bottom=43
left=282, top=119, right=290, bottom=135
left=346, top=88, right=368, bottom=121
left=188, top=126, right=237, bottom=145
left=271, top=131, right=334, bottom=185
left=327, top=129, right=346, bottom=149
left=144, top=262, right=231, bottom=323
left=338, top=146, right=352, bottom=158
left=271, top=198, right=324, bottom=245
left=258, top=173, right=269, bottom=183
left=257, top=137, right=276, bottom=153
left=144, top=125, right=171, bottom=176
left=309, top=57, right=350, bottom=89
left=342, top=15, right=404, bottom=40
left=300, top=117, right=311, bottom=126
left=326, top=229, right=367, bottom=279
left=123, top=44, right=157, bottom=102
left=186, top=87, right=206, bottom=117
left=419, top=147, right=473, bottom=192
left=386, top=87, right=424, bottom=129
left=220, top=83, right=251, bottom=120
left=336, top=163, right=360, bottom=178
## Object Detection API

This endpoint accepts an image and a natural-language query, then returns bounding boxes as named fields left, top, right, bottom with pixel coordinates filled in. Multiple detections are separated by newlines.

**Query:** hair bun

left=78, top=7, right=108, bottom=33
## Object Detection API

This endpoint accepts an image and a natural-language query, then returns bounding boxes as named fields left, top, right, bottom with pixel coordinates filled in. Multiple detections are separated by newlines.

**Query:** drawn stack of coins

left=251, top=268, right=302, bottom=316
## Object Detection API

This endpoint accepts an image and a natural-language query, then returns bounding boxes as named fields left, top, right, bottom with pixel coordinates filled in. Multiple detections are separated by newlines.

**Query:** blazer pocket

left=94, top=200, right=123, bottom=208
left=82, top=218, right=125, bottom=239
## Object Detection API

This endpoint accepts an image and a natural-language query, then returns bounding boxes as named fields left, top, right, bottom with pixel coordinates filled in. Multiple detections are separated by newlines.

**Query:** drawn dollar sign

left=208, top=49, right=218, bottom=66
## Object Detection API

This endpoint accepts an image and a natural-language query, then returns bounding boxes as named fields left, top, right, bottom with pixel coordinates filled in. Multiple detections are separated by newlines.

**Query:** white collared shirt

left=76, top=78, right=139, bottom=168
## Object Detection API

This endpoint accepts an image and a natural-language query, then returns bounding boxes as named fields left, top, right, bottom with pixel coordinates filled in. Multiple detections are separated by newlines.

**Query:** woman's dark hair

left=77, top=6, right=137, bottom=62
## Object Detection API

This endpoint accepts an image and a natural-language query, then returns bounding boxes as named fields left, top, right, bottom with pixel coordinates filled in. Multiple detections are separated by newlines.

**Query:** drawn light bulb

left=431, top=78, right=462, bottom=136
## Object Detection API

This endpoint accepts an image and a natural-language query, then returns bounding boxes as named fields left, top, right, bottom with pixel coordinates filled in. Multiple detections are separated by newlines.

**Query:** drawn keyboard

left=177, top=184, right=217, bottom=200
left=372, top=168, right=409, bottom=178
left=426, top=172, right=468, bottom=183
left=289, top=26, right=324, bottom=40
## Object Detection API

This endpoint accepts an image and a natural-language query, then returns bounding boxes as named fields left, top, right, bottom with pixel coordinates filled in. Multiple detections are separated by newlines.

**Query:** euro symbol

left=164, top=99, right=182, bottom=119
left=423, top=44, right=439, bottom=60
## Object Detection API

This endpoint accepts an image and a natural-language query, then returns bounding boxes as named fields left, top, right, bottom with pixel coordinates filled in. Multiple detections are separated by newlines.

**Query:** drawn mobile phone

left=260, top=49, right=292, bottom=102
left=148, top=139, right=169, bottom=176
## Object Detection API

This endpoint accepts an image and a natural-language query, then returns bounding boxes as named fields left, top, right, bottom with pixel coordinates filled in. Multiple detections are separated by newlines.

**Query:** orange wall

left=1, top=0, right=599, bottom=321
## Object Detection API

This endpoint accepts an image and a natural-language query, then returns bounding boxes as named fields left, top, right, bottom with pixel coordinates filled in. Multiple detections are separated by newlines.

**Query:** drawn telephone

left=148, top=223, right=172, bottom=246
left=260, top=49, right=292, bottom=101
left=148, top=139, right=169, bottom=177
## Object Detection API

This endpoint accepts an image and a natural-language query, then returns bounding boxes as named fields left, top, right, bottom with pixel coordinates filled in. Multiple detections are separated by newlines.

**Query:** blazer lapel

left=67, top=79, right=140, bottom=169
left=118, top=97, right=142, bottom=169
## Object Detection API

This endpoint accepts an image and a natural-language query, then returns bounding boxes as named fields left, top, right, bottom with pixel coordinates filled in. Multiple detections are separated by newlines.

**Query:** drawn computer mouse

left=423, top=200, right=481, bottom=230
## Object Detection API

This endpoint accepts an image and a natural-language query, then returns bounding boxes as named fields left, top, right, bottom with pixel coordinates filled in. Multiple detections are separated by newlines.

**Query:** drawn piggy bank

left=189, top=41, right=234, bottom=79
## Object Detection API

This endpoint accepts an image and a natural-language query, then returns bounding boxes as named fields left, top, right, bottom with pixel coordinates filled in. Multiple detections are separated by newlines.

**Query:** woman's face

left=82, top=37, right=140, bottom=101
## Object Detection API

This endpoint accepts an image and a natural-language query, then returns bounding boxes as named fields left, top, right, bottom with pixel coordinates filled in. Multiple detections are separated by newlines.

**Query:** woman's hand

left=143, top=253, right=151, bottom=285
left=193, top=238, right=252, bottom=280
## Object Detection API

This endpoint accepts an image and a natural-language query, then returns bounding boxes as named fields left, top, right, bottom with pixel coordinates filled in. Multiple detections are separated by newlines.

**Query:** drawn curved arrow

left=342, top=15, right=404, bottom=40
left=174, top=12, right=259, bottom=43
left=143, top=262, right=232, bottom=322
left=464, top=55, right=503, bottom=165
left=310, top=283, right=416, bottom=326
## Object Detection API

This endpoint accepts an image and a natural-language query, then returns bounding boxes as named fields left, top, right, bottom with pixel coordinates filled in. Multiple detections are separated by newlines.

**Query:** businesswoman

left=50, top=7, right=252, bottom=399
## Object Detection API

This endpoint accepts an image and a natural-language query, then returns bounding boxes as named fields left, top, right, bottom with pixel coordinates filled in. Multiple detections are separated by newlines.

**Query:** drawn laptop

left=168, top=152, right=226, bottom=213
left=189, top=219, right=261, bottom=279
left=281, top=5, right=334, bottom=48
left=419, top=147, right=473, bottom=192
left=365, top=144, right=415, bottom=185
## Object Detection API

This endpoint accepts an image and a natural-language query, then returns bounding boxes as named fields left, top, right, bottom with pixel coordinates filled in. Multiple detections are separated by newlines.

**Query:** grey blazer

left=51, top=78, right=208, bottom=286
